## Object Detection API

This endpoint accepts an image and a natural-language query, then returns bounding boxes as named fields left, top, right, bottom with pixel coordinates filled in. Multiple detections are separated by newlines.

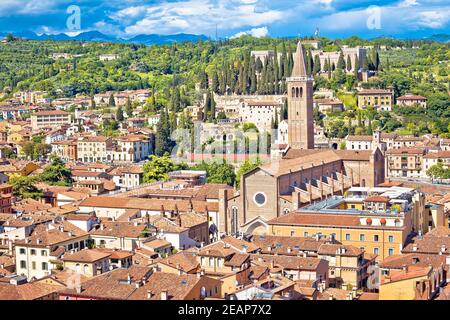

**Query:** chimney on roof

left=127, top=273, right=131, bottom=284
left=100, top=224, right=105, bottom=231
left=267, top=246, right=272, bottom=252
left=68, top=231, right=73, bottom=237
left=36, top=239, right=41, bottom=244
left=287, top=247, right=291, bottom=253
left=147, top=290, right=153, bottom=299
left=160, top=290, right=168, bottom=300
left=441, top=245, right=446, bottom=253
left=413, top=244, right=418, bottom=251
left=402, top=264, right=408, bottom=273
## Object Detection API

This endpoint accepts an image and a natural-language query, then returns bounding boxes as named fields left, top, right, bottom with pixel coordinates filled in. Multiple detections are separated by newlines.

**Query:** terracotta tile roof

left=79, top=196, right=218, bottom=214
left=60, top=265, right=153, bottom=300
left=34, top=110, right=69, bottom=116
left=0, top=255, right=15, bottom=268
left=381, top=265, right=431, bottom=284
left=91, top=221, right=149, bottom=238
left=425, top=226, right=450, bottom=238
left=78, top=136, right=111, bottom=143
left=397, top=95, right=427, bottom=100
left=16, top=221, right=88, bottom=247
left=380, top=253, right=446, bottom=269
left=424, top=151, right=450, bottom=159
left=251, top=235, right=328, bottom=255
left=49, top=269, right=90, bottom=285
left=358, top=89, right=393, bottom=95
left=224, top=253, right=250, bottom=267
left=250, top=254, right=324, bottom=271
left=147, top=216, right=187, bottom=233
left=364, top=196, right=390, bottom=202
left=317, top=244, right=363, bottom=257
left=194, top=184, right=233, bottom=200
left=109, top=166, right=143, bottom=175
left=0, top=282, right=60, bottom=300
left=92, top=248, right=134, bottom=260
left=159, top=252, right=199, bottom=273
left=198, top=241, right=239, bottom=258
left=347, top=135, right=373, bottom=142
left=402, top=236, right=450, bottom=255
left=386, top=148, right=425, bottom=155
left=222, top=236, right=260, bottom=253
left=317, top=288, right=353, bottom=300
left=62, top=249, right=111, bottom=263
left=143, top=239, right=171, bottom=250
left=128, top=272, right=220, bottom=300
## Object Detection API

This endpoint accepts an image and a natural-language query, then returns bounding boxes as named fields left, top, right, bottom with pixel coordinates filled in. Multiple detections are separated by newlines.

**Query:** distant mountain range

left=0, top=30, right=448, bottom=44
left=0, top=30, right=209, bottom=45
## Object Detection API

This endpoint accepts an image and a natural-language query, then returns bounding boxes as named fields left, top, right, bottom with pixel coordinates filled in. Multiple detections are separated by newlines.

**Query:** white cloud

left=110, top=0, right=284, bottom=36
left=231, top=26, right=269, bottom=38
left=417, top=10, right=450, bottom=28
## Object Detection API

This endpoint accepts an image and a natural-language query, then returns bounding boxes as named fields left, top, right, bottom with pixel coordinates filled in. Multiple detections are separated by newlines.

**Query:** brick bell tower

left=287, top=41, right=314, bottom=150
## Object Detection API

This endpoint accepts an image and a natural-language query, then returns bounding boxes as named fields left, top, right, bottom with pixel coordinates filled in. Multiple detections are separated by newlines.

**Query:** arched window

left=75, top=264, right=80, bottom=273
left=295, top=87, right=299, bottom=98
left=83, top=264, right=89, bottom=274
left=300, top=87, right=303, bottom=98
left=291, top=87, right=295, bottom=98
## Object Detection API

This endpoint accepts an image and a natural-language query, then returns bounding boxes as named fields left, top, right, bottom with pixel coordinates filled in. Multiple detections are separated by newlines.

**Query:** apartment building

left=51, top=140, right=78, bottom=162
left=112, top=135, right=152, bottom=163
left=14, top=221, right=89, bottom=280
left=386, top=148, right=425, bottom=178
left=240, top=100, right=283, bottom=132
left=30, top=110, right=71, bottom=131
left=397, top=94, right=427, bottom=108
left=267, top=186, right=423, bottom=261
left=77, top=136, right=114, bottom=163
left=357, top=89, right=394, bottom=111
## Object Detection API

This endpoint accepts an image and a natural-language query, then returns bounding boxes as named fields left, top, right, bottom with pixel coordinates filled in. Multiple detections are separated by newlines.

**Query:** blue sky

left=0, top=0, right=448, bottom=39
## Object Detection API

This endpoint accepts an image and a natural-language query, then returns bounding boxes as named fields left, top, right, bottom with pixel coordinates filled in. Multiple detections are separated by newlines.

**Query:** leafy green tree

left=192, top=161, right=236, bottom=186
left=426, top=162, right=450, bottom=181
left=143, top=154, right=187, bottom=183
left=40, top=156, right=72, bottom=186
left=9, top=175, right=43, bottom=200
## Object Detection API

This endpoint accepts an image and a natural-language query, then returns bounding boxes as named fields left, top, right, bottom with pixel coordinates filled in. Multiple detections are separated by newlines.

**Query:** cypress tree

left=337, top=51, right=346, bottom=70
left=155, top=108, right=173, bottom=156
left=125, top=97, right=132, bottom=117
left=116, top=106, right=124, bottom=122
left=354, top=55, right=360, bottom=78
left=346, top=55, right=352, bottom=72
left=108, top=94, right=115, bottom=107
left=313, top=54, right=321, bottom=75
left=211, top=71, right=219, bottom=93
